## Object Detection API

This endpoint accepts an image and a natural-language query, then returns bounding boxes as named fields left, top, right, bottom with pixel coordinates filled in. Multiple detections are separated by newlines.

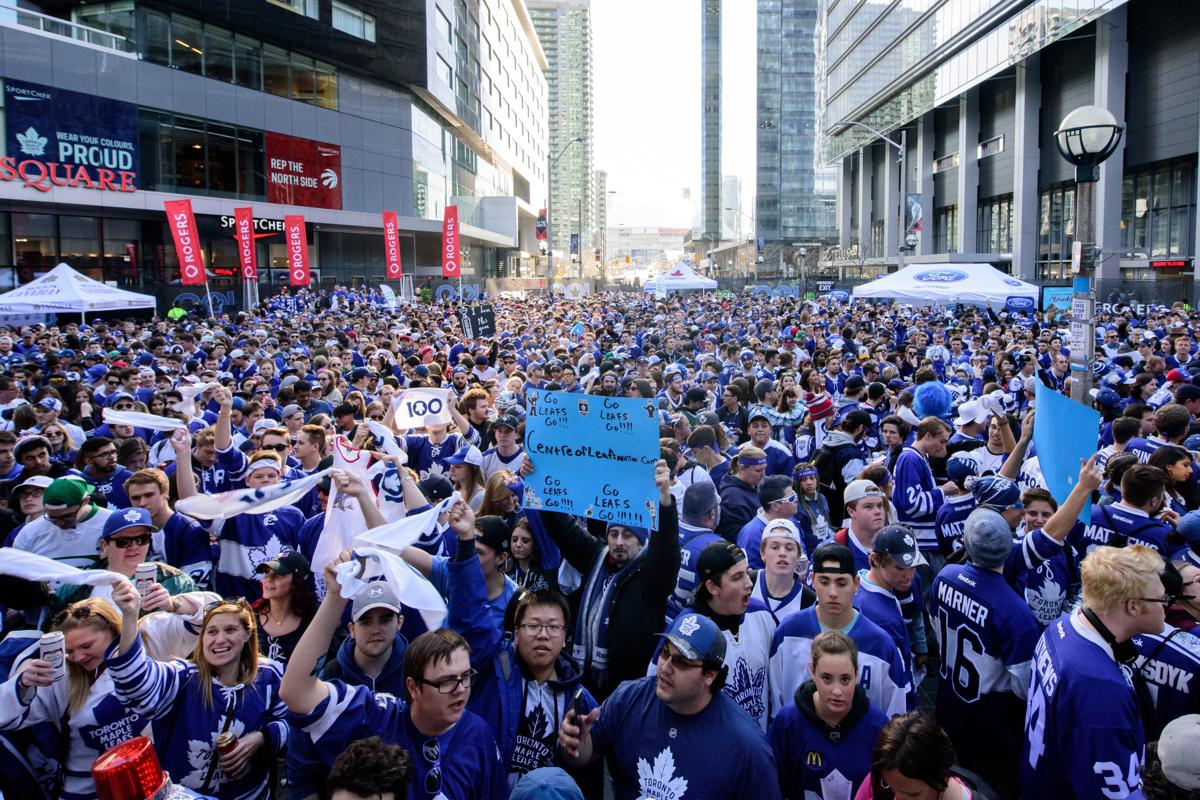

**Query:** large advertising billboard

left=3, top=78, right=139, bottom=193
left=265, top=132, right=342, bottom=210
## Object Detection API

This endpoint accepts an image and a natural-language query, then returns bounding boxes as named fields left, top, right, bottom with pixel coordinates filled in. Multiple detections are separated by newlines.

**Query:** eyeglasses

left=657, top=645, right=704, bottom=672
left=92, top=449, right=117, bottom=459
left=46, top=507, right=82, bottom=525
left=517, top=623, right=566, bottom=637
left=418, top=668, right=477, bottom=694
left=108, top=533, right=151, bottom=548
left=204, top=596, right=249, bottom=614
left=1134, top=595, right=1172, bottom=606
left=261, top=443, right=289, bottom=453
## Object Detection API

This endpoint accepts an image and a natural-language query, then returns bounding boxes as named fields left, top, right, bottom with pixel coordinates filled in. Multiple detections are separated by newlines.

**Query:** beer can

left=39, top=632, right=66, bottom=682
left=215, top=732, right=238, bottom=756
left=134, top=562, right=157, bottom=596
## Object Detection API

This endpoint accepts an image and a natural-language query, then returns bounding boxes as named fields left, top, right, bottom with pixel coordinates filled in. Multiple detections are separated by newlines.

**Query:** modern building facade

left=0, top=0, right=548, bottom=309
left=529, top=0, right=593, bottom=270
left=721, top=174, right=741, bottom=241
left=593, top=167, right=607, bottom=257
left=701, top=0, right=721, bottom=241
left=757, top=0, right=835, bottom=247
left=820, top=0, right=1200, bottom=303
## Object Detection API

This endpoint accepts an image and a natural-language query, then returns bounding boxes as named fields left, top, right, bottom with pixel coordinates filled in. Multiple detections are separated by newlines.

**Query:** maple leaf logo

left=526, top=701, right=552, bottom=739
left=636, top=747, right=688, bottom=800
left=16, top=127, right=46, bottom=156
left=678, top=615, right=700, bottom=636
left=724, top=657, right=767, bottom=725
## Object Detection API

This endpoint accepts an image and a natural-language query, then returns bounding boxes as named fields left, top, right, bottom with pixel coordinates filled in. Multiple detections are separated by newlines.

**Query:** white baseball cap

left=762, top=518, right=802, bottom=546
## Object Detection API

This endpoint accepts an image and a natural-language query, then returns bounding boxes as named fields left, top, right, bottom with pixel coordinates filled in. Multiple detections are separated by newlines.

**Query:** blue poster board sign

left=1034, top=382, right=1100, bottom=524
left=1041, top=286, right=1073, bottom=312
left=4, top=78, right=139, bottom=188
left=523, top=389, right=660, bottom=528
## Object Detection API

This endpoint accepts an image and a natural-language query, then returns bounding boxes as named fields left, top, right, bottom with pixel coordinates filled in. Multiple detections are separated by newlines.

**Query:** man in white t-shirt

left=12, top=476, right=113, bottom=569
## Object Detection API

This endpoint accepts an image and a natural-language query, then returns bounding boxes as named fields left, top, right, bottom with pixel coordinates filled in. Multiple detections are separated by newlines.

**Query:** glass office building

left=820, top=0, right=1200, bottom=303
left=702, top=0, right=722, bottom=241
left=0, top=0, right=548, bottom=309
left=757, top=0, right=836, bottom=280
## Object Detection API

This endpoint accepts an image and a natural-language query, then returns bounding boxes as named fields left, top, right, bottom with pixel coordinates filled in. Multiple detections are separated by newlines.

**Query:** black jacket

left=540, top=500, right=680, bottom=700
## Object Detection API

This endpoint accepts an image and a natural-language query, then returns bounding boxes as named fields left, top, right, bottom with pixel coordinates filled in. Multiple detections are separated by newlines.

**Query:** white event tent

left=0, top=263, right=156, bottom=319
left=644, top=262, right=718, bottom=293
left=852, top=263, right=1038, bottom=312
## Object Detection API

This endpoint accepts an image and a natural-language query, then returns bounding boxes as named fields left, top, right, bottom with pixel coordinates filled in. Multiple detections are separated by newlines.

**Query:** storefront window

left=234, top=36, right=263, bottom=90
left=314, top=62, right=338, bottom=110
left=237, top=129, right=266, bottom=199
left=173, top=117, right=207, bottom=191
left=1121, top=159, right=1195, bottom=260
left=170, top=15, right=204, bottom=76
left=206, top=123, right=239, bottom=196
left=977, top=195, right=1012, bottom=254
left=59, top=217, right=101, bottom=274
left=204, top=26, right=235, bottom=84
left=102, top=219, right=139, bottom=286
left=290, top=54, right=317, bottom=105
left=12, top=214, right=57, bottom=273
left=138, top=7, right=170, bottom=66
left=263, top=45, right=291, bottom=98
left=74, top=2, right=136, bottom=50
left=1037, top=185, right=1076, bottom=281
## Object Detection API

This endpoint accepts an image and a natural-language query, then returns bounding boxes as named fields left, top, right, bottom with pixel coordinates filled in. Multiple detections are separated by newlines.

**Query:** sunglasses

left=204, top=596, right=249, bottom=614
left=108, top=533, right=151, bottom=548
left=261, top=443, right=289, bottom=452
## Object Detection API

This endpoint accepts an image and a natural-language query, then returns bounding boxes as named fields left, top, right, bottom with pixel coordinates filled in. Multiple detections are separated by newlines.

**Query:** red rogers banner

left=382, top=210, right=402, bottom=279
left=233, top=207, right=257, bottom=279
left=442, top=205, right=460, bottom=278
left=285, top=215, right=310, bottom=286
left=164, top=199, right=205, bottom=285
left=265, top=132, right=342, bottom=210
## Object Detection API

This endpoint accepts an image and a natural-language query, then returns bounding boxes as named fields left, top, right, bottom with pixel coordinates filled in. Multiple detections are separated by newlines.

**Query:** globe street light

left=1052, top=106, right=1124, bottom=403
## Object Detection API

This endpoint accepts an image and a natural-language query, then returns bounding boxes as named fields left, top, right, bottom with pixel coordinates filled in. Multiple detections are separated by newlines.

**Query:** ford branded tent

left=644, top=262, right=718, bottom=293
left=0, top=263, right=156, bottom=317
left=852, top=263, right=1038, bottom=313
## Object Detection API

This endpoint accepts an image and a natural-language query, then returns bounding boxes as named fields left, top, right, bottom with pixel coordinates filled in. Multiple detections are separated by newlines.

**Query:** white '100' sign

left=391, top=388, right=453, bottom=428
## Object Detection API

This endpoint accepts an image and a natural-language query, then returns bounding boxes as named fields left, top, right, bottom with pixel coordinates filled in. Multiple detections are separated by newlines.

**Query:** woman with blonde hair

left=107, top=582, right=288, bottom=799
left=478, top=469, right=523, bottom=528
left=717, top=445, right=769, bottom=540
left=0, top=597, right=142, bottom=800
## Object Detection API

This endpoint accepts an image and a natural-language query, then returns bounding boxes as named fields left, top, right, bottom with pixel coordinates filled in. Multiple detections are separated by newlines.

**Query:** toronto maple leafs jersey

left=400, top=432, right=477, bottom=479
left=768, top=608, right=910, bottom=720
left=1073, top=502, right=1175, bottom=557
left=156, top=510, right=215, bottom=590
left=931, top=564, right=1039, bottom=779
left=81, top=465, right=133, bottom=509
left=751, top=570, right=815, bottom=626
left=589, top=675, right=782, bottom=800
left=1021, top=611, right=1147, bottom=800
left=289, top=679, right=507, bottom=800
left=669, top=524, right=723, bottom=622
left=214, top=506, right=305, bottom=601
left=0, top=663, right=146, bottom=800
left=1133, top=624, right=1200, bottom=739
left=1003, top=528, right=1076, bottom=627
left=892, top=447, right=946, bottom=548
left=106, top=635, right=288, bottom=800
left=934, top=493, right=977, bottom=556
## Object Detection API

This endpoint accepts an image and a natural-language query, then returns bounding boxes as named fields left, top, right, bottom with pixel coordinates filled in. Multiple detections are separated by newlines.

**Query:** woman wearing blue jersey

left=769, top=630, right=887, bottom=799
left=0, top=596, right=142, bottom=800
left=106, top=580, right=289, bottom=800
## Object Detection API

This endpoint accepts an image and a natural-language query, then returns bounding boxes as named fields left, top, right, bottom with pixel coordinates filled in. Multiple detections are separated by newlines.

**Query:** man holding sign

left=521, top=454, right=678, bottom=701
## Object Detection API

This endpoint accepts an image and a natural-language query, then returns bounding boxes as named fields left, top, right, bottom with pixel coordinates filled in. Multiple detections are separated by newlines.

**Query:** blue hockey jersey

left=892, top=447, right=946, bottom=549
left=1022, top=611, right=1147, bottom=800
left=1133, top=624, right=1200, bottom=740
left=768, top=607, right=910, bottom=720
left=934, top=494, right=977, bottom=556
left=932, top=564, right=1039, bottom=782
left=214, top=506, right=306, bottom=601
left=1004, top=528, right=1077, bottom=628
left=1073, top=502, right=1174, bottom=557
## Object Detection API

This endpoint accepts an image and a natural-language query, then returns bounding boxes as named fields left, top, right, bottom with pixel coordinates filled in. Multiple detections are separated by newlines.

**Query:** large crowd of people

left=0, top=284, right=1197, bottom=800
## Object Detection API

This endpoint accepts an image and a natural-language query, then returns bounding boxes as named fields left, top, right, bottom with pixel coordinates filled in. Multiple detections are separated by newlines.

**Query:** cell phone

left=572, top=687, right=588, bottom=720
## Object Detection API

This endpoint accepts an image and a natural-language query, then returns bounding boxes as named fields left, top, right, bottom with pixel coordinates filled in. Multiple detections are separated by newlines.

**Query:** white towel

left=335, top=547, right=447, bottom=630
left=0, top=547, right=127, bottom=587
left=176, top=468, right=333, bottom=520
left=173, top=382, right=216, bottom=419
left=102, top=408, right=188, bottom=432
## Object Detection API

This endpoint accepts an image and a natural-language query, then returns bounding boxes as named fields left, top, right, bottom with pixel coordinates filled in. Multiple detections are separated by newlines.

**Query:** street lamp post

left=724, top=206, right=755, bottom=282
left=546, top=136, right=585, bottom=278
left=834, top=120, right=913, bottom=274
left=1053, top=106, right=1124, bottom=404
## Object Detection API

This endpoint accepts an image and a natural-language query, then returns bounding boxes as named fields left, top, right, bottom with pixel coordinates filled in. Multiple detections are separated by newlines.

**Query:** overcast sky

left=592, top=0, right=755, bottom=230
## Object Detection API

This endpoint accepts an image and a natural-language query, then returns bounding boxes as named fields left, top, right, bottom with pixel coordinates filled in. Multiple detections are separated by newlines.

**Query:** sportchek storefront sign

left=3, top=78, right=139, bottom=193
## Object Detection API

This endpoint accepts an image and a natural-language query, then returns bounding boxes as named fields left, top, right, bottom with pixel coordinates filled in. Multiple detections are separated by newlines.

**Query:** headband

left=794, top=467, right=817, bottom=478
left=246, top=455, right=283, bottom=474
left=738, top=455, right=767, bottom=467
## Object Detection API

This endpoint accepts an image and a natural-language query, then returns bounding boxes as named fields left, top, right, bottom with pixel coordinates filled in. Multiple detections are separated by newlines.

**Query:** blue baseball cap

left=656, top=612, right=726, bottom=667
left=101, top=507, right=159, bottom=540
left=1178, top=510, right=1200, bottom=545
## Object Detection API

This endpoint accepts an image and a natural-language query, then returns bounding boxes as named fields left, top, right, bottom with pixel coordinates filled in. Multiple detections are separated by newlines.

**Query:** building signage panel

left=265, top=132, right=342, bottom=210
left=3, top=78, right=139, bottom=193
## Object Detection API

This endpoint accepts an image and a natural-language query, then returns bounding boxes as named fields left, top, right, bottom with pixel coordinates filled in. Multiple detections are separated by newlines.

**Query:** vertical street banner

left=442, top=205, right=460, bottom=278
left=164, top=199, right=204, bottom=285
left=906, top=193, right=924, bottom=233
left=382, top=210, right=403, bottom=279
left=233, top=207, right=257, bottom=279
left=522, top=389, right=661, bottom=528
left=285, top=214, right=310, bottom=286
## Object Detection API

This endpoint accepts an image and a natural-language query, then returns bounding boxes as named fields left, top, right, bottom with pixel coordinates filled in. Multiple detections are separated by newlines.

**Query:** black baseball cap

left=494, top=414, right=521, bottom=430
left=255, top=551, right=312, bottom=579
left=811, top=543, right=856, bottom=575
left=418, top=474, right=454, bottom=502
left=872, top=524, right=927, bottom=568
left=475, top=515, right=511, bottom=554
left=696, top=541, right=747, bottom=584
